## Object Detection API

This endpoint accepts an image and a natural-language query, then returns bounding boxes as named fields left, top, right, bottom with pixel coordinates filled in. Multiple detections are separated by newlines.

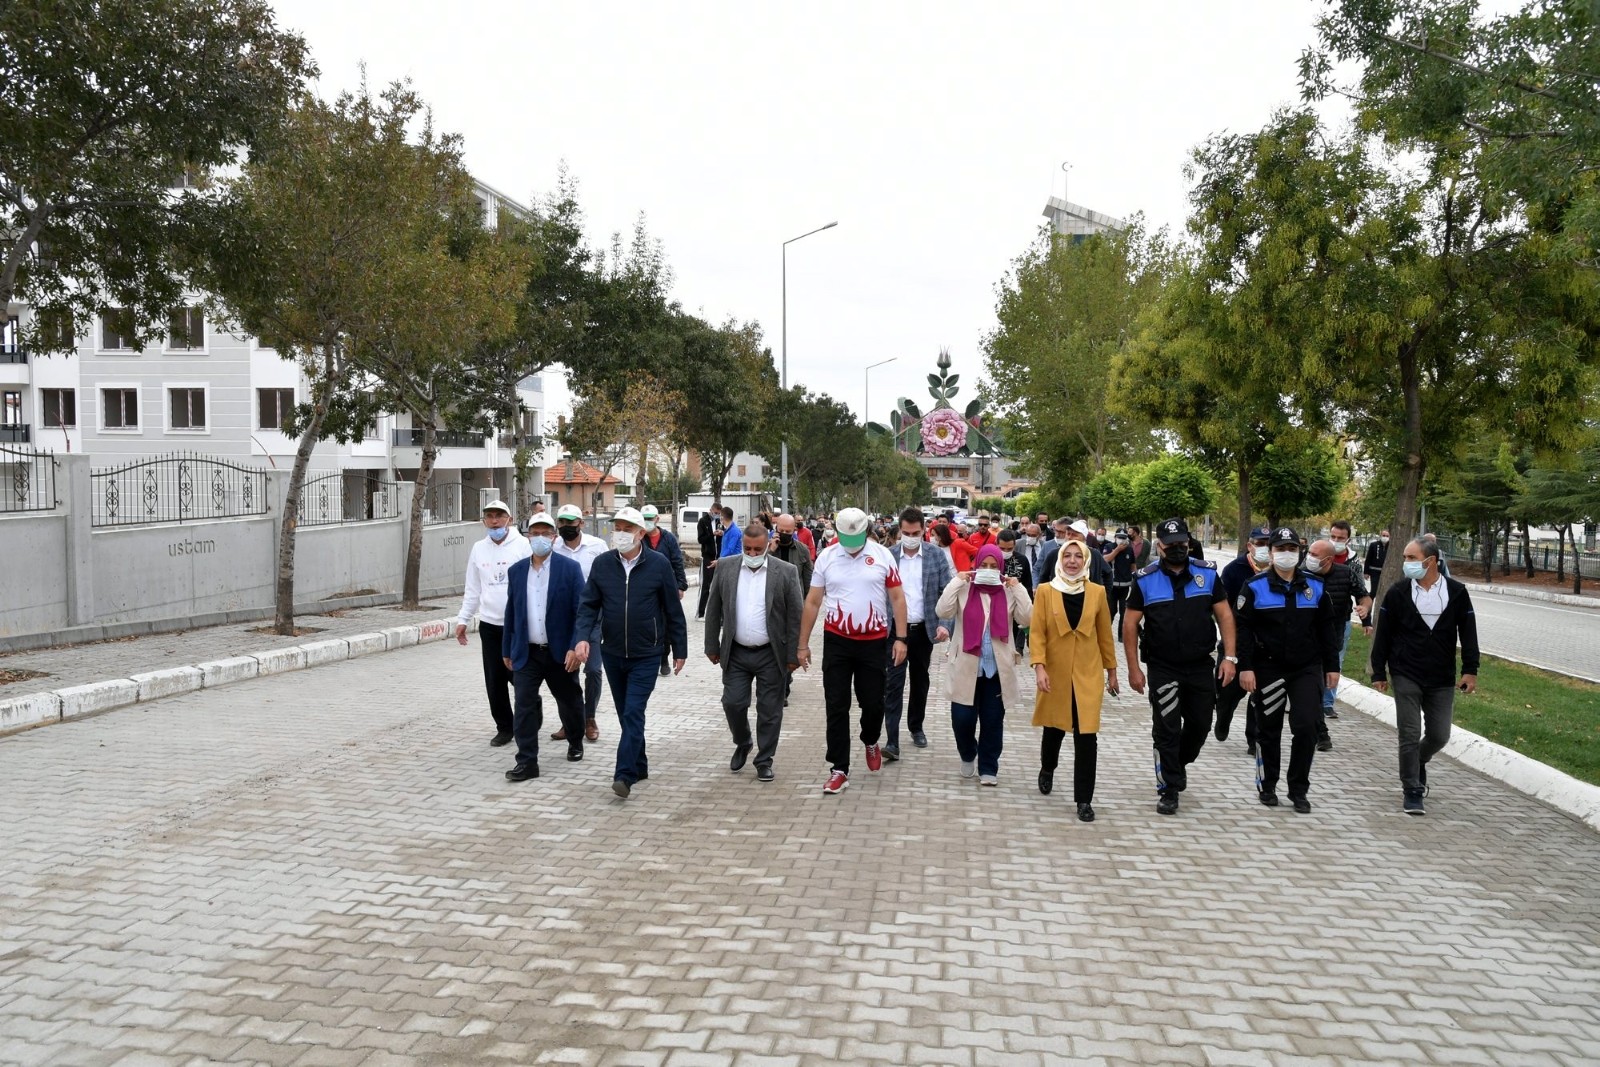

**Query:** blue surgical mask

left=529, top=535, right=554, bottom=558
left=488, top=526, right=509, bottom=542
left=1403, top=560, right=1427, bottom=580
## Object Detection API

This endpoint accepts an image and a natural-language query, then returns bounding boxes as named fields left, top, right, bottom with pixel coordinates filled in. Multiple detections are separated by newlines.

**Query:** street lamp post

left=863, top=357, right=897, bottom=515
left=781, top=221, right=837, bottom=516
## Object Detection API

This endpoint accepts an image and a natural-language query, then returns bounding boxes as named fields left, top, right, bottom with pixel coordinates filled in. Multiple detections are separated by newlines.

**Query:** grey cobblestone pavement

left=2, top=620, right=1598, bottom=1066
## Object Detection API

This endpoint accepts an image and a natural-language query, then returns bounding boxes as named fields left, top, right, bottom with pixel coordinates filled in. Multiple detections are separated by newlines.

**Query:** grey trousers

left=722, top=643, right=786, bottom=769
left=1393, top=673, right=1454, bottom=795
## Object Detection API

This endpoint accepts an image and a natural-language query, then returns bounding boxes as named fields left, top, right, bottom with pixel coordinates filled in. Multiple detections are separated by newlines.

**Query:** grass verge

left=1343, top=626, right=1600, bottom=787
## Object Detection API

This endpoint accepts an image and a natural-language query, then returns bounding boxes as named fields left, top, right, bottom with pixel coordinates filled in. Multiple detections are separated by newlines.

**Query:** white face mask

left=973, top=568, right=1002, bottom=586
left=610, top=530, right=638, bottom=552
left=1303, top=556, right=1325, bottom=574
left=741, top=552, right=767, bottom=570
left=1332, top=539, right=1350, bottom=555
left=1272, top=550, right=1300, bottom=571
left=1402, top=560, right=1427, bottom=580
left=529, top=535, right=554, bottom=557
left=1252, top=545, right=1271, bottom=565
left=1001, top=549, right=1014, bottom=558
left=900, top=534, right=921, bottom=552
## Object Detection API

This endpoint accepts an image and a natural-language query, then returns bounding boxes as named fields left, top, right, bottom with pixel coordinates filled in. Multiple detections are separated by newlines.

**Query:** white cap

left=834, top=506, right=870, bottom=549
left=555, top=504, right=583, bottom=522
left=1068, top=519, right=1091, bottom=540
left=526, top=511, right=556, bottom=530
left=640, top=504, right=659, bottom=530
left=613, top=506, right=646, bottom=529
left=483, top=499, right=511, bottom=515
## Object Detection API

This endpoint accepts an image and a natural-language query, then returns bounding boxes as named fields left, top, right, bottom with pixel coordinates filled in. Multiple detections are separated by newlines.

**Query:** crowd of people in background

left=457, top=496, right=1478, bottom=820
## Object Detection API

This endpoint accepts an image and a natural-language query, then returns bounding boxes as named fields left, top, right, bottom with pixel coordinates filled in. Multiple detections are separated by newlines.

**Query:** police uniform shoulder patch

left=1136, top=561, right=1162, bottom=576
left=1191, top=558, right=1218, bottom=571
left=1236, top=593, right=1247, bottom=611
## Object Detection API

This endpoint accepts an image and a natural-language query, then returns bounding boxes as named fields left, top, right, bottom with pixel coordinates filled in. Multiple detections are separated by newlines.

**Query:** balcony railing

left=0, top=345, right=25, bottom=365
left=496, top=433, right=544, bottom=451
left=390, top=427, right=488, bottom=449
left=0, top=424, right=31, bottom=443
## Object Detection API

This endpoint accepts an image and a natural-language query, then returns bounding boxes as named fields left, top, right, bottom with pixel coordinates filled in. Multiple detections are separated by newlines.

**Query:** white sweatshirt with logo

left=457, top=530, right=531, bottom=627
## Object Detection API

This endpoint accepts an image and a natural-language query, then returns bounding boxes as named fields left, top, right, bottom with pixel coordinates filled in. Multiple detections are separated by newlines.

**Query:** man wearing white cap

left=1033, top=518, right=1110, bottom=589
left=553, top=504, right=607, bottom=744
left=499, top=512, right=588, bottom=779
left=455, top=499, right=529, bottom=747
left=639, top=504, right=689, bottom=677
left=574, top=507, right=689, bottom=799
left=798, top=507, right=908, bottom=795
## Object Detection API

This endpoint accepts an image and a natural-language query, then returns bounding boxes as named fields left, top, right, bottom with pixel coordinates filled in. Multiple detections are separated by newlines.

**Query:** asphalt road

left=1463, top=585, right=1600, bottom=682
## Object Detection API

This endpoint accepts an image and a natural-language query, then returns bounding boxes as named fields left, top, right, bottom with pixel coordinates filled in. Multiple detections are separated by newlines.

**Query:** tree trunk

left=403, top=411, right=439, bottom=608
left=1381, top=347, right=1426, bottom=595
left=1480, top=520, right=1494, bottom=582
left=1236, top=458, right=1253, bottom=547
left=1520, top=518, right=1534, bottom=578
left=275, top=346, right=335, bottom=635
left=1572, top=523, right=1583, bottom=596
left=1500, top=518, right=1512, bottom=575
left=1556, top=523, right=1568, bottom=583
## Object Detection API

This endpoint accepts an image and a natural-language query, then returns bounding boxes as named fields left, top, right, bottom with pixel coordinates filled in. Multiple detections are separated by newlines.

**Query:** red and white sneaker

left=823, top=770, right=849, bottom=794
left=865, top=744, right=883, bottom=772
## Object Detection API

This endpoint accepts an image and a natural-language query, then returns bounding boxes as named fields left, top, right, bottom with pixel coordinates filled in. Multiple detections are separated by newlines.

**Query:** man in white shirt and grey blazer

left=703, top=522, right=804, bottom=783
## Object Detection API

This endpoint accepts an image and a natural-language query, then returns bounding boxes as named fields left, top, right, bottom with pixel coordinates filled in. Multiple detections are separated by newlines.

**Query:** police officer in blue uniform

left=1123, top=518, right=1238, bottom=816
left=1234, top=527, right=1341, bottom=814
left=1215, top=526, right=1272, bottom=752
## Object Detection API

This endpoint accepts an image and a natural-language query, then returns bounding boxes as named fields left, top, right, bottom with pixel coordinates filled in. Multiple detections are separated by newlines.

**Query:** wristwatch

left=894, top=635, right=908, bottom=643
left=1224, top=655, right=1239, bottom=664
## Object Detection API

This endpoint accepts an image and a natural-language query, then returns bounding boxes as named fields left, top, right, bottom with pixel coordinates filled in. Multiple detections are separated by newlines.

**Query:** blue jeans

left=603, top=652, right=659, bottom=785
left=951, top=673, right=1005, bottom=776
left=1323, top=621, right=1351, bottom=710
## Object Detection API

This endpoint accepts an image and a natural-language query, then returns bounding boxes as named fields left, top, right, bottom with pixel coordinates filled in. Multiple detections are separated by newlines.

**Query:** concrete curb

left=0, top=615, right=468, bottom=738
left=1336, top=676, right=1600, bottom=834
left=1458, top=578, right=1599, bottom=610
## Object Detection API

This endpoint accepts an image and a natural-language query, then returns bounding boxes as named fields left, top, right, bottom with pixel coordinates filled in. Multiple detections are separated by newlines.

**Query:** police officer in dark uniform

left=1234, top=527, right=1341, bottom=814
left=1123, top=518, right=1238, bottom=816
left=1215, top=526, right=1272, bottom=752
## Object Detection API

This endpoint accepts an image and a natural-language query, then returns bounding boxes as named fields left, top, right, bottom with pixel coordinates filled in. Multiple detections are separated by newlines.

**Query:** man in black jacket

left=1369, top=538, right=1479, bottom=816
left=696, top=510, right=718, bottom=620
left=1305, top=537, right=1373, bottom=747
left=1364, top=528, right=1390, bottom=598
left=640, top=504, right=689, bottom=677
left=574, top=507, right=689, bottom=800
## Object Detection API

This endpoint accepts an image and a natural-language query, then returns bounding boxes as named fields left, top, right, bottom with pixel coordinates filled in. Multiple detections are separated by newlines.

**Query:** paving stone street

left=2, top=618, right=1598, bottom=1066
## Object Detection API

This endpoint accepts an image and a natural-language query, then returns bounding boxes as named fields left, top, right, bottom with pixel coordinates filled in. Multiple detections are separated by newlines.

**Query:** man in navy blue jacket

left=575, top=507, right=689, bottom=799
left=640, top=504, right=689, bottom=677
left=500, top=512, right=587, bottom=781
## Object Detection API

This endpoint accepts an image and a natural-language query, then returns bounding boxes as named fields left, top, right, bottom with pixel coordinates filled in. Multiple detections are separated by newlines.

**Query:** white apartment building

left=1, top=180, right=551, bottom=520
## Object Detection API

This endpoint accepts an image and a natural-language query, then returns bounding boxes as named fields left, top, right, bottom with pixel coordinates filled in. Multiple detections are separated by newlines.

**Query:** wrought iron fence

left=90, top=453, right=268, bottom=528
left=296, top=471, right=404, bottom=526
left=422, top=479, right=461, bottom=525
left=0, top=444, right=58, bottom=513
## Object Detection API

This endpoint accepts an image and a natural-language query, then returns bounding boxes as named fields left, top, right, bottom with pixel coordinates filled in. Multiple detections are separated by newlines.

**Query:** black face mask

left=778, top=532, right=794, bottom=545
left=558, top=524, right=581, bottom=543
left=1161, top=544, right=1189, bottom=565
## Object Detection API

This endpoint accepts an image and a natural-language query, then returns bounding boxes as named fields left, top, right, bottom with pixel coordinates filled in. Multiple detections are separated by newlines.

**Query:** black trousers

left=1250, top=663, right=1322, bottom=799
left=511, top=643, right=586, bottom=767
left=696, top=557, right=714, bottom=618
left=1214, top=642, right=1256, bottom=746
left=884, top=622, right=935, bottom=747
left=1041, top=696, right=1096, bottom=804
left=1149, top=660, right=1215, bottom=794
left=477, top=622, right=514, bottom=735
left=1108, top=585, right=1130, bottom=627
left=822, top=632, right=888, bottom=774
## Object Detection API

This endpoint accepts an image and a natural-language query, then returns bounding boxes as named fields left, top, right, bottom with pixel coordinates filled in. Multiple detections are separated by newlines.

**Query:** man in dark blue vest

left=1233, top=527, right=1341, bottom=814
left=1123, top=518, right=1237, bottom=816
left=500, top=512, right=588, bottom=781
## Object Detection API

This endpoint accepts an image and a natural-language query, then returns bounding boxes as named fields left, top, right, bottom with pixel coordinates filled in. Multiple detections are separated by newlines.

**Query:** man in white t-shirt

left=455, top=499, right=530, bottom=747
left=553, top=503, right=608, bottom=744
left=798, top=507, right=909, bottom=795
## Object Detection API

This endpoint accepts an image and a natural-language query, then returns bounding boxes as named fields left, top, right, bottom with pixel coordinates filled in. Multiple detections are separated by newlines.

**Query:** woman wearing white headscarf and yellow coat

left=1031, top=537, right=1119, bottom=822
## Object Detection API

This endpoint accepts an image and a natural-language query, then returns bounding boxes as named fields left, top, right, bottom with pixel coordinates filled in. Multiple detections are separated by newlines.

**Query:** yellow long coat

left=1030, top=581, right=1117, bottom=734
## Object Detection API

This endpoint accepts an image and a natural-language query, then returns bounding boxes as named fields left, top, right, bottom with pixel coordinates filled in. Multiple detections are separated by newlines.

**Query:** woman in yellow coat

left=1031, top=538, right=1120, bottom=821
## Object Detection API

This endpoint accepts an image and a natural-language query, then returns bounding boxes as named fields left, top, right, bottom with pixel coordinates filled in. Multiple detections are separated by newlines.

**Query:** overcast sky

left=269, top=1, right=1332, bottom=427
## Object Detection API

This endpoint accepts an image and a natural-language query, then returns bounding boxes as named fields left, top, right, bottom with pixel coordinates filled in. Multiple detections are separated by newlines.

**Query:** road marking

left=1471, top=600, right=1600, bottom=620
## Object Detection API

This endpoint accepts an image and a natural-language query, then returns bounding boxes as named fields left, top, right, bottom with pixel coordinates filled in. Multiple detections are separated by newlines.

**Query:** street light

left=863, top=357, right=897, bottom=515
left=781, top=220, right=838, bottom=516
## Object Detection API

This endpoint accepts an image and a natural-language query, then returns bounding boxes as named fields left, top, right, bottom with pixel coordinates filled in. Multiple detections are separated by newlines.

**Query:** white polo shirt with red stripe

left=812, top=541, right=902, bottom=640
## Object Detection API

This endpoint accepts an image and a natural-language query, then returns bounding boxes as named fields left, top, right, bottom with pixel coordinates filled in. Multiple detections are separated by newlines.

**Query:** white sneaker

left=979, top=774, right=998, bottom=787
left=960, top=760, right=977, bottom=778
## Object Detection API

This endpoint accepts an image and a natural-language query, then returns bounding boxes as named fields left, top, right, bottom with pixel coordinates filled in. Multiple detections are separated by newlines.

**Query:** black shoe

left=1076, top=803, right=1095, bottom=823
left=730, top=742, right=753, bottom=772
left=1214, top=720, right=1230, bottom=743
left=1291, top=796, right=1311, bottom=814
left=1038, top=769, right=1053, bottom=795
left=1157, top=792, right=1179, bottom=816
left=911, top=730, right=928, bottom=748
left=1247, top=741, right=1257, bottom=756
left=1324, top=707, right=1339, bottom=719
left=756, top=764, right=775, bottom=783
left=1259, top=791, right=1280, bottom=807
left=882, top=744, right=901, bottom=763
left=490, top=731, right=513, bottom=747
left=612, top=779, right=631, bottom=799
left=505, top=763, right=539, bottom=782
left=1316, top=737, right=1333, bottom=752
left=567, top=748, right=583, bottom=762
left=1403, top=793, right=1425, bottom=816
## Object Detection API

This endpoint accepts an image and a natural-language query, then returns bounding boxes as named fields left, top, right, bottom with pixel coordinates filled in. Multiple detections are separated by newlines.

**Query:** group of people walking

left=459, top=497, right=1478, bottom=818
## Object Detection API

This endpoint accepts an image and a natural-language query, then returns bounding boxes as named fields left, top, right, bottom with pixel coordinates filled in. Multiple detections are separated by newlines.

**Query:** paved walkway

left=2, top=621, right=1598, bottom=1066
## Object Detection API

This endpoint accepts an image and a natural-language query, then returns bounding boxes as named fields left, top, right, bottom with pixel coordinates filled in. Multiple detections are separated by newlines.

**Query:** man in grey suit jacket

left=884, top=507, right=956, bottom=760
left=704, top=523, right=804, bottom=782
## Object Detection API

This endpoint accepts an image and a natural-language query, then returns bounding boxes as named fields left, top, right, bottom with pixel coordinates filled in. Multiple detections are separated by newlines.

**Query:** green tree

left=1077, top=463, right=1141, bottom=525
left=1131, top=455, right=1219, bottom=527
left=759, top=388, right=866, bottom=513
left=1520, top=444, right=1600, bottom=593
left=1435, top=437, right=1525, bottom=581
left=0, top=0, right=310, bottom=345
left=1251, top=433, right=1349, bottom=528
left=675, top=316, right=778, bottom=509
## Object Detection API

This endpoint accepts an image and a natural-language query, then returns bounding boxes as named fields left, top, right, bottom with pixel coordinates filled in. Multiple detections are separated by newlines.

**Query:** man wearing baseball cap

left=499, top=512, right=587, bottom=780
left=455, top=499, right=529, bottom=748
left=798, top=506, right=909, bottom=795
left=638, top=504, right=689, bottom=677
left=1233, top=527, right=1341, bottom=814
left=553, top=504, right=608, bottom=744
left=573, top=507, right=688, bottom=799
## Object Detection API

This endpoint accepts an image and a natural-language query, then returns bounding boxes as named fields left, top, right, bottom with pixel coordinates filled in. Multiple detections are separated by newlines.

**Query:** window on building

left=169, top=165, right=203, bottom=190
left=257, top=387, right=295, bottom=430
left=42, top=389, right=76, bottom=428
left=168, top=387, right=206, bottom=430
left=101, top=309, right=136, bottom=351
left=736, top=464, right=746, bottom=476
left=2, top=391, right=19, bottom=426
left=36, top=308, right=74, bottom=351
left=103, top=388, right=138, bottom=428
left=166, top=307, right=205, bottom=350
left=363, top=418, right=379, bottom=440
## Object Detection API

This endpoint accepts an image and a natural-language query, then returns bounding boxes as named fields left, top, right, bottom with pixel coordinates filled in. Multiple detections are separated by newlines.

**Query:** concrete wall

left=1, top=511, right=70, bottom=634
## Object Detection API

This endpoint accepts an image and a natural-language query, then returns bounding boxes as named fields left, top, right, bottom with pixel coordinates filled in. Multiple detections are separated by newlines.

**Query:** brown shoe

left=550, top=726, right=567, bottom=741
left=585, top=720, right=600, bottom=742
